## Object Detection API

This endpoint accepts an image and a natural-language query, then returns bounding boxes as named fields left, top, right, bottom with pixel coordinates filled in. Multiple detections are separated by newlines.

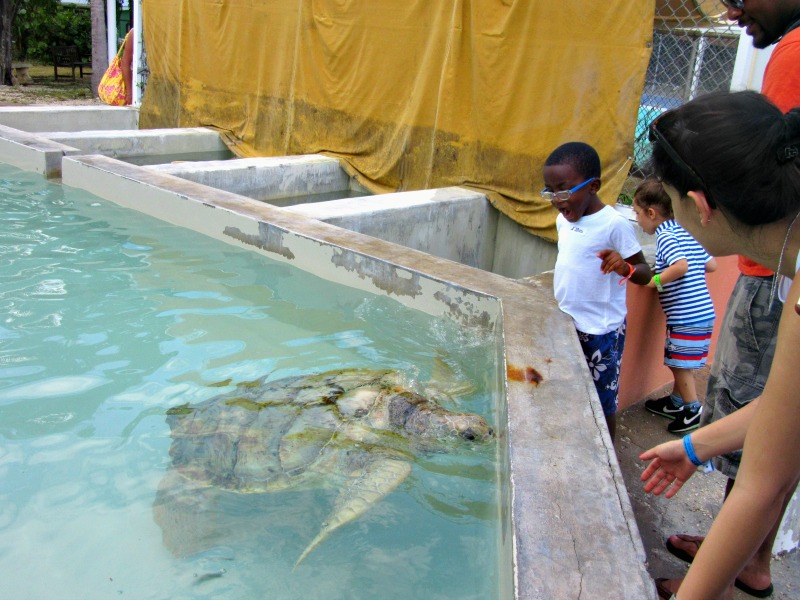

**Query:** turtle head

left=387, top=391, right=494, bottom=443
left=424, top=410, right=494, bottom=442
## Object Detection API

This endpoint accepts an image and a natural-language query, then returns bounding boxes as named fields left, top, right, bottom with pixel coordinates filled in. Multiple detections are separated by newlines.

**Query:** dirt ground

left=0, top=65, right=101, bottom=106
left=0, top=86, right=102, bottom=106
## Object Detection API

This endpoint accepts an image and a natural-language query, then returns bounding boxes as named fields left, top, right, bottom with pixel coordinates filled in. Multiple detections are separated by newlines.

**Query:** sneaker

left=667, top=405, right=703, bottom=434
left=644, top=395, right=684, bottom=420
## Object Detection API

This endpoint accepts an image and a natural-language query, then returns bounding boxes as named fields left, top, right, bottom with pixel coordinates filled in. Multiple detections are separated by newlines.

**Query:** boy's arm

left=597, top=249, right=652, bottom=285
left=645, top=258, right=688, bottom=289
left=705, top=257, right=718, bottom=273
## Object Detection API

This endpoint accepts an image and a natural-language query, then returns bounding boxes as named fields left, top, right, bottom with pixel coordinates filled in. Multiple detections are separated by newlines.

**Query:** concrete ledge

left=147, top=154, right=356, bottom=201
left=148, top=154, right=554, bottom=277
left=0, top=124, right=80, bottom=178
left=39, top=127, right=229, bottom=162
left=288, top=186, right=498, bottom=270
left=0, top=105, right=139, bottom=132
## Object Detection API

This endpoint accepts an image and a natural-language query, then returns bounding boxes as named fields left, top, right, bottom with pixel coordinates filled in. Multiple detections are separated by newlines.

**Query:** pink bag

left=98, top=33, right=129, bottom=106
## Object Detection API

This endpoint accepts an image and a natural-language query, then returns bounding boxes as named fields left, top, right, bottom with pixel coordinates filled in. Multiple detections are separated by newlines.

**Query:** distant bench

left=52, top=46, right=92, bottom=80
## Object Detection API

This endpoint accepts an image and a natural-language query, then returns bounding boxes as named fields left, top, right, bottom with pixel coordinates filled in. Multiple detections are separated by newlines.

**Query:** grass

left=0, top=62, right=97, bottom=105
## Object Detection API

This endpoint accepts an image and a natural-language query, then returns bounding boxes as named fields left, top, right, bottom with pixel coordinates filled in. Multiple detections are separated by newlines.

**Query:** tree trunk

left=0, top=0, right=17, bottom=86
left=90, top=0, right=108, bottom=96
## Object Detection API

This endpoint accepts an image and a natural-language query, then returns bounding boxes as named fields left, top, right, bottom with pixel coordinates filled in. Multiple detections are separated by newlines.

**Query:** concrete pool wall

left=150, top=155, right=550, bottom=276
left=0, top=106, right=656, bottom=599
left=0, top=107, right=558, bottom=278
left=0, top=107, right=228, bottom=174
left=0, top=105, right=138, bottom=132
left=7, top=105, right=796, bottom=568
left=148, top=155, right=369, bottom=202
left=0, top=107, right=659, bottom=396
left=37, top=127, right=232, bottom=164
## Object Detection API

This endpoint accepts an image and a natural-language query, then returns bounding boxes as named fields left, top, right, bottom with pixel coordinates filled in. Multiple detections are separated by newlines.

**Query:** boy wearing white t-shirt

left=544, top=142, right=652, bottom=441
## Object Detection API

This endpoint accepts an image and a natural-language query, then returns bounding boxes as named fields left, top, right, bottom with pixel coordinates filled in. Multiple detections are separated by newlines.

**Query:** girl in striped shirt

left=633, top=179, right=718, bottom=435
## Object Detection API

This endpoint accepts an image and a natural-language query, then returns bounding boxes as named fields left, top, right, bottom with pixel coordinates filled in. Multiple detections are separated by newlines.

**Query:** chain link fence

left=622, top=0, right=740, bottom=200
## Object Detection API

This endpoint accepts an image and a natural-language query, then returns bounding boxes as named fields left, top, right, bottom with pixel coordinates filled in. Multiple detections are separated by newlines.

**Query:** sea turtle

left=153, top=367, right=494, bottom=567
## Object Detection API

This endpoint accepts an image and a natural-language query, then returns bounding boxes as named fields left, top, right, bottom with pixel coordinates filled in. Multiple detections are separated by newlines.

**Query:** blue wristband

left=683, top=434, right=703, bottom=467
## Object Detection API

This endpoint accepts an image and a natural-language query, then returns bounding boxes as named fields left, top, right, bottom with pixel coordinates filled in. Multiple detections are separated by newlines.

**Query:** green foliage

left=14, top=1, right=91, bottom=62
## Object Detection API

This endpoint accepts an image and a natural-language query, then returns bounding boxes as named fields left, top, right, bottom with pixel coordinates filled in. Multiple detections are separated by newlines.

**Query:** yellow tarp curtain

left=140, top=0, right=654, bottom=242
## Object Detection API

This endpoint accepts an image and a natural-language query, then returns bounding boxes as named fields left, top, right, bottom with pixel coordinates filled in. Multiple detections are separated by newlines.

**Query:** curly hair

left=545, top=141, right=602, bottom=181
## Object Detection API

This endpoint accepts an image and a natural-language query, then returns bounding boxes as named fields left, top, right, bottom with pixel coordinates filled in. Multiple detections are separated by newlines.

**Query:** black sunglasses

left=721, top=0, right=744, bottom=9
left=649, top=116, right=716, bottom=209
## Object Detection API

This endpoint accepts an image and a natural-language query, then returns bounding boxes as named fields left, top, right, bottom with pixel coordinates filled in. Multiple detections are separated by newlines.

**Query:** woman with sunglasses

left=658, top=2, right=800, bottom=596
left=640, top=90, right=800, bottom=600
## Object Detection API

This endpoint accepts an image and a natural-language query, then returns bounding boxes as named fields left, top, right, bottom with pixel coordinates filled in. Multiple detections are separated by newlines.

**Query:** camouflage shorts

left=701, top=274, right=782, bottom=478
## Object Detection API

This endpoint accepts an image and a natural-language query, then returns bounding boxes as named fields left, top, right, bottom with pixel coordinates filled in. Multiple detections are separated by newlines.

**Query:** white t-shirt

left=554, top=205, right=642, bottom=335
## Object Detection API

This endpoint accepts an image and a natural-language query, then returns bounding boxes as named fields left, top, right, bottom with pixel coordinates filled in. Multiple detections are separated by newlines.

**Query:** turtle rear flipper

left=294, top=455, right=411, bottom=568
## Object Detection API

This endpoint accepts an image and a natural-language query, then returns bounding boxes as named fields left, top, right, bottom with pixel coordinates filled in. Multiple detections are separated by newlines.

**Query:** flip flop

left=665, top=535, right=702, bottom=564
left=665, top=537, right=774, bottom=597
left=734, top=579, right=774, bottom=598
left=655, top=578, right=678, bottom=599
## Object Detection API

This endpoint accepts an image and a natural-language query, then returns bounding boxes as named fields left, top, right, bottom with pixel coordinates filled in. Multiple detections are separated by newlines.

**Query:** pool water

left=0, top=164, right=507, bottom=599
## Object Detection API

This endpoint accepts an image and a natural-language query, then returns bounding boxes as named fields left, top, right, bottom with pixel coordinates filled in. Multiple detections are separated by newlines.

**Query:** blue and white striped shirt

left=654, top=220, right=715, bottom=325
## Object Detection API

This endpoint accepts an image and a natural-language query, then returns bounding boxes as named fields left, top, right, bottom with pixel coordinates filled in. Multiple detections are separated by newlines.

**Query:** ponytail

left=779, top=107, right=800, bottom=164
left=650, top=92, right=800, bottom=227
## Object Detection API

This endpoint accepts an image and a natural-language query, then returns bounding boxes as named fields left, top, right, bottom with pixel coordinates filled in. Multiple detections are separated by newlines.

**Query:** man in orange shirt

left=659, top=1, right=800, bottom=598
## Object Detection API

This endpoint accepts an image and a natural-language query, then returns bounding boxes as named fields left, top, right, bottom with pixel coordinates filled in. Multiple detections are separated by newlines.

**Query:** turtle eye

left=461, top=429, right=476, bottom=441
left=354, top=409, right=368, bottom=418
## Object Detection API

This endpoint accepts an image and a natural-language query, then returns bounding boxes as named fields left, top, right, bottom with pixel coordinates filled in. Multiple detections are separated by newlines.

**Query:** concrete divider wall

left=490, top=214, right=559, bottom=278
left=291, top=192, right=560, bottom=278
left=0, top=105, right=573, bottom=280
left=0, top=106, right=139, bottom=132
left=39, top=128, right=229, bottom=161
left=287, top=187, right=498, bottom=271
left=148, top=155, right=358, bottom=201
left=288, top=195, right=557, bottom=279
left=0, top=124, right=81, bottom=178
left=147, top=153, right=560, bottom=278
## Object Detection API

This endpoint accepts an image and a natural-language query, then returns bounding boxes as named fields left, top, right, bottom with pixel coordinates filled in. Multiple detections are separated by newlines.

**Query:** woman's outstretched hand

left=639, top=440, right=698, bottom=499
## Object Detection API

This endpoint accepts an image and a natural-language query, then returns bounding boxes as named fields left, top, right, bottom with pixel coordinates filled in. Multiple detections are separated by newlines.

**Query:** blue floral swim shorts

left=576, top=321, right=626, bottom=417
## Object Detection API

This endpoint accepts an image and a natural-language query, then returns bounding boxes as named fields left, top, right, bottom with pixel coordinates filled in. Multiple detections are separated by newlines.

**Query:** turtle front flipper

left=154, top=470, right=220, bottom=558
left=294, top=454, right=411, bottom=568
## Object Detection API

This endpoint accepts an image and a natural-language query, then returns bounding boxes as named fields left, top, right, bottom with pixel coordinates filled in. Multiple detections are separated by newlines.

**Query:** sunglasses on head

left=648, top=116, right=716, bottom=209
left=721, top=0, right=744, bottom=9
